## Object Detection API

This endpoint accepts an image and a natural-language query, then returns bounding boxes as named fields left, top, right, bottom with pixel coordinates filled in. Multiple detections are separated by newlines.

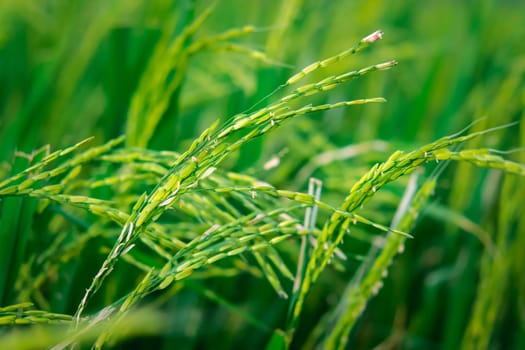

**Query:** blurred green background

left=1, top=0, right=524, bottom=349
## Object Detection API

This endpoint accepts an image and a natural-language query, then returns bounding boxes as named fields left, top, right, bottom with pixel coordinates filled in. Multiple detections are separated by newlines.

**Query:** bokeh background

left=1, top=0, right=524, bottom=349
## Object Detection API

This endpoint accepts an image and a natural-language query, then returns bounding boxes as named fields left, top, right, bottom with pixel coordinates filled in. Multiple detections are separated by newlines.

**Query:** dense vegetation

left=1, top=0, right=524, bottom=349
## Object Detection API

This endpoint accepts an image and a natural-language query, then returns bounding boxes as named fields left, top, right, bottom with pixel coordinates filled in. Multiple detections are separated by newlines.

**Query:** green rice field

left=1, top=0, right=524, bottom=349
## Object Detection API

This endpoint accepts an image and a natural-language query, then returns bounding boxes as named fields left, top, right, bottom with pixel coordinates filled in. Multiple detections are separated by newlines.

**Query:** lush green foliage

left=1, top=0, right=524, bottom=349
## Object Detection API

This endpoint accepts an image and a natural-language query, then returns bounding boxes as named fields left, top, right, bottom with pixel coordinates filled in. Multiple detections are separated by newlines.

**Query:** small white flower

left=376, top=60, right=397, bottom=70
left=159, top=196, right=176, bottom=207
left=125, top=222, right=134, bottom=242
left=362, top=30, right=383, bottom=43
left=121, top=244, right=136, bottom=256
left=201, top=167, right=216, bottom=179
left=263, top=156, right=280, bottom=170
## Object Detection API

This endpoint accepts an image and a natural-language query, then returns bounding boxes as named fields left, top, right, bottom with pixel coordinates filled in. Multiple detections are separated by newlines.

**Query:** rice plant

left=1, top=1, right=524, bottom=349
